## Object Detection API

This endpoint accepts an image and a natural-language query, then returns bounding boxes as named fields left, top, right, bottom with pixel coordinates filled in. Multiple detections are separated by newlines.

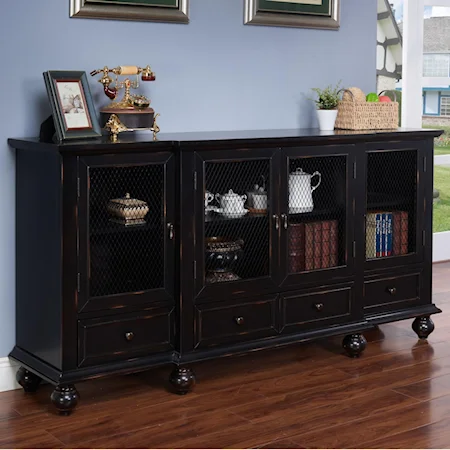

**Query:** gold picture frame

left=244, top=0, right=340, bottom=30
left=70, top=0, right=189, bottom=24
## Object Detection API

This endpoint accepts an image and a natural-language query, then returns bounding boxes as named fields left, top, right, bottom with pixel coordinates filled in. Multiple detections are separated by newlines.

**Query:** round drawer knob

left=234, top=316, right=245, bottom=326
left=125, top=332, right=134, bottom=341
left=315, top=303, right=324, bottom=311
left=387, top=287, right=397, bottom=296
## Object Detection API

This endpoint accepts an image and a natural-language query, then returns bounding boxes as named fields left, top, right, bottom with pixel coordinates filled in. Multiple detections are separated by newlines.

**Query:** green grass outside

left=434, top=165, right=450, bottom=232
left=423, top=124, right=450, bottom=134
left=422, top=125, right=450, bottom=155
left=434, top=146, right=450, bottom=155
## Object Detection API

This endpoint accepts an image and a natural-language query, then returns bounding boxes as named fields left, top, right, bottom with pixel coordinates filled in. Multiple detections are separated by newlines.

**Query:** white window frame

left=441, top=96, right=450, bottom=116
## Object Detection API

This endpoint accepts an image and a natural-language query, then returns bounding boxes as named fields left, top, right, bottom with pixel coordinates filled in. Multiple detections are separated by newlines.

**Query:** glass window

left=441, top=96, right=450, bottom=116
left=423, top=54, right=450, bottom=77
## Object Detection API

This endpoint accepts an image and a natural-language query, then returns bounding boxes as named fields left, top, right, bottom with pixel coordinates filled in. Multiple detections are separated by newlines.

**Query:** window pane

left=423, top=54, right=450, bottom=77
left=441, top=97, right=450, bottom=116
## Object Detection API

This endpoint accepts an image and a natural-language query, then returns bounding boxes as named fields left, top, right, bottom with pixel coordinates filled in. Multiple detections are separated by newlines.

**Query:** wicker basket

left=334, top=89, right=399, bottom=130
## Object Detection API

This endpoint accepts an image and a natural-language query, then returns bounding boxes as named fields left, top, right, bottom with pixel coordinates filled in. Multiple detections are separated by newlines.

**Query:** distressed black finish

left=342, top=333, right=367, bottom=358
left=50, top=385, right=80, bottom=415
left=16, top=367, right=42, bottom=393
left=8, top=128, right=442, bottom=412
left=169, top=367, right=196, bottom=395
left=412, top=316, right=435, bottom=339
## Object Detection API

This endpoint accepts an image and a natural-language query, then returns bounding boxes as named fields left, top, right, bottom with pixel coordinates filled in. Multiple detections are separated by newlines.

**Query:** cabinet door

left=193, top=148, right=280, bottom=301
left=280, top=145, right=356, bottom=288
left=77, top=152, right=176, bottom=313
left=364, top=142, right=425, bottom=269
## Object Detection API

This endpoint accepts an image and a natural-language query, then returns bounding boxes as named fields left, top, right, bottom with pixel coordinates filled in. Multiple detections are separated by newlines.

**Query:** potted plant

left=311, top=82, right=341, bottom=131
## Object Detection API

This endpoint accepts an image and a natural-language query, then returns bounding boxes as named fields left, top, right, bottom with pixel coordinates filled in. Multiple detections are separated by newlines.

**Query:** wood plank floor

left=2, top=263, right=450, bottom=449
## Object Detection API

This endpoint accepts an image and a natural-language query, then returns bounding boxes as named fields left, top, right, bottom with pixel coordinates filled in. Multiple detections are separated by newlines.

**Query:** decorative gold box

left=107, top=192, right=149, bottom=226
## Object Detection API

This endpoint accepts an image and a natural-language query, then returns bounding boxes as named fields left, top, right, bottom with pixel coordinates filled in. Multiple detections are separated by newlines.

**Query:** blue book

left=376, top=213, right=381, bottom=257
left=386, top=213, right=393, bottom=256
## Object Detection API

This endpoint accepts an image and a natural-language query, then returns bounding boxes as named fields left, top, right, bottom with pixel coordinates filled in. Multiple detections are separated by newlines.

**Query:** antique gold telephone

left=90, top=65, right=160, bottom=141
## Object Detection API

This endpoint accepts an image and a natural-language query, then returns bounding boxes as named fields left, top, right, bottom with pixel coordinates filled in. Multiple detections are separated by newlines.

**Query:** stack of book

left=289, top=220, right=338, bottom=272
left=365, top=210, right=408, bottom=259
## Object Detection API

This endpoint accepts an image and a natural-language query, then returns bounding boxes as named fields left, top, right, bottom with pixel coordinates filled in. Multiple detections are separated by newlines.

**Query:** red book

left=288, top=223, right=305, bottom=273
left=313, top=222, right=323, bottom=270
left=330, top=220, right=338, bottom=267
left=305, top=223, right=314, bottom=271
left=400, top=211, right=409, bottom=255
left=392, top=211, right=402, bottom=256
left=321, top=220, right=331, bottom=269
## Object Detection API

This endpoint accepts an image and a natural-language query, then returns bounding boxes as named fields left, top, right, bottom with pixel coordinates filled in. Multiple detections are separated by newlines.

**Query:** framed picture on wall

left=43, top=71, right=102, bottom=142
left=244, top=0, right=340, bottom=29
left=70, top=0, right=189, bottom=24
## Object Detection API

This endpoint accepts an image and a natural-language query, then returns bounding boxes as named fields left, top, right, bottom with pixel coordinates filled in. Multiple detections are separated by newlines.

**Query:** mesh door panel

left=89, top=164, right=164, bottom=297
left=366, top=150, right=417, bottom=259
left=287, top=155, right=347, bottom=272
left=204, top=159, right=271, bottom=284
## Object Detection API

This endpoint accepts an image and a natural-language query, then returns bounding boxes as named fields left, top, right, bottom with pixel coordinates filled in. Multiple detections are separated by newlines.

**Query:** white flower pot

left=316, top=109, right=338, bottom=131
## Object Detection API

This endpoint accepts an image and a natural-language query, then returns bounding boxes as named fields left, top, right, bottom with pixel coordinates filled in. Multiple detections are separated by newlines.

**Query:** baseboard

left=0, top=357, right=20, bottom=392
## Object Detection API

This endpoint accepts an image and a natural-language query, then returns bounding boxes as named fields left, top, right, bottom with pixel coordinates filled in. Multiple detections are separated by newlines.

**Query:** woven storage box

left=334, top=90, right=399, bottom=130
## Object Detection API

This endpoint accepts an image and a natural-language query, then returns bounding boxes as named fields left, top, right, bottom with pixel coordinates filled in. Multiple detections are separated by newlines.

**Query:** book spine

left=305, top=223, right=314, bottom=271
left=393, top=211, right=401, bottom=256
left=382, top=213, right=387, bottom=257
left=376, top=213, right=381, bottom=257
left=288, top=223, right=305, bottom=273
left=330, top=220, right=338, bottom=267
left=386, top=213, right=392, bottom=256
left=401, top=211, right=409, bottom=255
left=321, top=220, right=331, bottom=269
left=365, top=213, right=377, bottom=259
left=313, top=221, right=323, bottom=270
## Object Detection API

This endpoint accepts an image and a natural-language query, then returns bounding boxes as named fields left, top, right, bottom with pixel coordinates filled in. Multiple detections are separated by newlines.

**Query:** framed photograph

left=43, top=71, right=102, bottom=142
left=70, top=0, right=189, bottom=24
left=244, top=0, right=340, bottom=29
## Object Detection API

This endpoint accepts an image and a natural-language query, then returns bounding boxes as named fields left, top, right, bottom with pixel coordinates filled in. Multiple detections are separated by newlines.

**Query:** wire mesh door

left=280, top=148, right=353, bottom=287
left=195, top=150, right=279, bottom=300
left=365, top=149, right=420, bottom=264
left=78, top=153, right=175, bottom=313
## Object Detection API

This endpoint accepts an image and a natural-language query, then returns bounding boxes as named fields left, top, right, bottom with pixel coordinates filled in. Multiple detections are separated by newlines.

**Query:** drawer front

left=194, top=296, right=278, bottom=348
left=78, top=308, right=174, bottom=367
left=364, top=272, right=421, bottom=314
left=280, top=284, right=353, bottom=334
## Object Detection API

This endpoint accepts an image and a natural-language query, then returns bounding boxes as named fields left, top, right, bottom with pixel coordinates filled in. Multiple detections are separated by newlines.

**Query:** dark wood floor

left=2, top=264, right=450, bottom=449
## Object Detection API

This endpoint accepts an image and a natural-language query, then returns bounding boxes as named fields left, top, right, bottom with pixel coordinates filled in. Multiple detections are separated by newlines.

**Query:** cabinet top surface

left=8, top=127, right=443, bottom=153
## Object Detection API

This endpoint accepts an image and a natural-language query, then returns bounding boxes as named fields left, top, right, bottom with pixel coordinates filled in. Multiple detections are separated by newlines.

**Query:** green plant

left=311, top=81, right=342, bottom=110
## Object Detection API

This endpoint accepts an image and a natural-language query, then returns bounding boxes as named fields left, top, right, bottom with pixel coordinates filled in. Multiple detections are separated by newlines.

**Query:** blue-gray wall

left=0, top=0, right=376, bottom=357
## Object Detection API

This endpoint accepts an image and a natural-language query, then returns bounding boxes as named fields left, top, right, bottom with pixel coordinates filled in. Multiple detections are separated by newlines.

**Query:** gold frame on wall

left=244, top=0, right=340, bottom=29
left=70, top=0, right=189, bottom=23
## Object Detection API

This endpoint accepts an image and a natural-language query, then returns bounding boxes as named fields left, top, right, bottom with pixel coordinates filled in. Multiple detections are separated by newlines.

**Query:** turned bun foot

left=50, top=385, right=79, bottom=415
left=343, top=333, right=367, bottom=358
left=412, top=316, right=435, bottom=340
left=16, top=367, right=42, bottom=393
left=169, top=367, right=196, bottom=395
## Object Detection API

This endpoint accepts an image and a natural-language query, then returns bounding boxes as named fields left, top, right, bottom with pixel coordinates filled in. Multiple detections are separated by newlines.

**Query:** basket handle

left=337, top=88, right=355, bottom=102
left=378, top=89, right=398, bottom=102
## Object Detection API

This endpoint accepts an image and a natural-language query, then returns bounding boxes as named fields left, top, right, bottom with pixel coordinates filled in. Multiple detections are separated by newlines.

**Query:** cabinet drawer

left=194, top=296, right=278, bottom=348
left=281, top=285, right=352, bottom=333
left=364, top=272, right=421, bottom=313
left=78, top=308, right=174, bottom=367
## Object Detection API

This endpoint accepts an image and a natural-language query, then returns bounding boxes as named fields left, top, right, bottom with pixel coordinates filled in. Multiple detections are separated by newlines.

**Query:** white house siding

left=377, top=75, right=397, bottom=93
left=425, top=91, right=440, bottom=114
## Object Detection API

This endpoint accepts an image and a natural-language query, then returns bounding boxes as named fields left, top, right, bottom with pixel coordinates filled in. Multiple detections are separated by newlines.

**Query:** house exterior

left=421, top=16, right=450, bottom=122
left=377, top=0, right=402, bottom=93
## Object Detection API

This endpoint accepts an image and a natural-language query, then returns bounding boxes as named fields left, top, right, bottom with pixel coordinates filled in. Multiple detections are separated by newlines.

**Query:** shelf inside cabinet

left=288, top=207, right=343, bottom=222
left=205, top=212, right=268, bottom=224
left=90, top=218, right=162, bottom=237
